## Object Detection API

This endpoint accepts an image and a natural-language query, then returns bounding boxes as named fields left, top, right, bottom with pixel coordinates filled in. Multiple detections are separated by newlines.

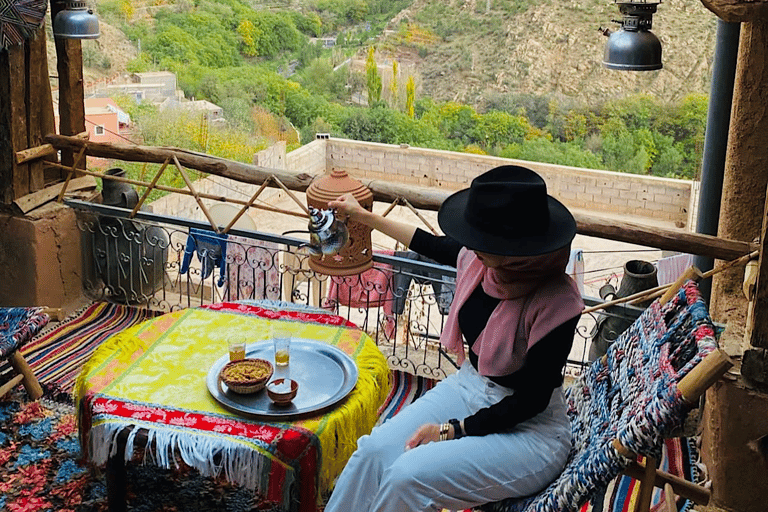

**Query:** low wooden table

left=75, top=301, right=390, bottom=512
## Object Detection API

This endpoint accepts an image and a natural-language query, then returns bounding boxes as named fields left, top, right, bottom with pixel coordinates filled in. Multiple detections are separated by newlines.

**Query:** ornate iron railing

left=67, top=199, right=643, bottom=380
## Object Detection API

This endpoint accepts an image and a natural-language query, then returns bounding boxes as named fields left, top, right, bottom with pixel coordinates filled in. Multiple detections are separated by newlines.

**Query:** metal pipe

left=694, top=20, right=741, bottom=301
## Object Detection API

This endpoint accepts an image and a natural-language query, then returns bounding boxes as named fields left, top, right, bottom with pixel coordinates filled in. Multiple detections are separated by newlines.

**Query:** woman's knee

left=354, top=430, right=403, bottom=464
left=379, top=449, right=435, bottom=492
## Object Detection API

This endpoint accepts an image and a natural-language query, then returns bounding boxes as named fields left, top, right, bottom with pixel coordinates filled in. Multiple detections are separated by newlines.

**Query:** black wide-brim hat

left=437, top=165, right=576, bottom=256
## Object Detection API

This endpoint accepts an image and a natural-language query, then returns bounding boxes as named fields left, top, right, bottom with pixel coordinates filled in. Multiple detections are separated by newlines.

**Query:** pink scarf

left=439, top=247, right=584, bottom=376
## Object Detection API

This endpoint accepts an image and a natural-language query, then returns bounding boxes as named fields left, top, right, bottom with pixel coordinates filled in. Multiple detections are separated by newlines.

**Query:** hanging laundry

left=180, top=228, right=228, bottom=287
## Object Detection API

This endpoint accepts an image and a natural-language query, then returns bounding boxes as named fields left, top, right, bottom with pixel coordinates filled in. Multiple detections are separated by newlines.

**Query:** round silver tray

left=206, top=338, right=359, bottom=420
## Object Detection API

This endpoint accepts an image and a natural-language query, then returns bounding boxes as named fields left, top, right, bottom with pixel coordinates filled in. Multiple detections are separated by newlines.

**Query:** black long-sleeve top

left=409, top=228, right=580, bottom=436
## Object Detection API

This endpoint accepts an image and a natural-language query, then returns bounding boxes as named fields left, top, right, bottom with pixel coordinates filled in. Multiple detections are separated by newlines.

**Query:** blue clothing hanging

left=180, top=228, right=228, bottom=287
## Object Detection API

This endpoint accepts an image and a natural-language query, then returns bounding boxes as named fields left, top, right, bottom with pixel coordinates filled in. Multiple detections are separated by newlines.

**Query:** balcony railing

left=67, top=199, right=643, bottom=380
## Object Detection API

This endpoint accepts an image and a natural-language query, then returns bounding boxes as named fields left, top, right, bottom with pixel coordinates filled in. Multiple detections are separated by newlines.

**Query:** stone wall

left=150, top=137, right=695, bottom=229
left=321, top=138, right=696, bottom=228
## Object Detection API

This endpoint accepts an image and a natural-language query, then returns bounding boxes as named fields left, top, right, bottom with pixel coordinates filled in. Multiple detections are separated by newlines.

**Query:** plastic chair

left=479, top=274, right=733, bottom=512
left=0, top=307, right=50, bottom=399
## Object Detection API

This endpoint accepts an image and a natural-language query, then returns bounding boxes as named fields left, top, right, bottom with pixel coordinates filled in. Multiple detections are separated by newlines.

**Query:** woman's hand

left=328, top=193, right=366, bottom=223
left=328, top=193, right=418, bottom=247
left=405, top=423, right=442, bottom=450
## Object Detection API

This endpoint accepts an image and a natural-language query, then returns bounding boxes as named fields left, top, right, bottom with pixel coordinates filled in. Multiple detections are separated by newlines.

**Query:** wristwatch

left=448, top=418, right=463, bottom=439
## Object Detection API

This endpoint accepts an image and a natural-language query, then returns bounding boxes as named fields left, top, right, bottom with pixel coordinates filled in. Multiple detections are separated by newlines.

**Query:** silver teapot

left=305, top=207, right=349, bottom=256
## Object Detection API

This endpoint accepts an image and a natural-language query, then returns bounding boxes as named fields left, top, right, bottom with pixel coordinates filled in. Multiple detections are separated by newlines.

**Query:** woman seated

left=323, top=165, right=584, bottom=512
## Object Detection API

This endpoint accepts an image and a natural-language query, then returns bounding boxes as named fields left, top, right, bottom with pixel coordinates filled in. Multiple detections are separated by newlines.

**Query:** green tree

left=237, top=19, right=259, bottom=57
left=390, top=60, right=399, bottom=109
left=473, top=110, right=530, bottom=151
left=405, top=76, right=415, bottom=118
left=422, top=102, right=479, bottom=145
left=366, top=46, right=382, bottom=106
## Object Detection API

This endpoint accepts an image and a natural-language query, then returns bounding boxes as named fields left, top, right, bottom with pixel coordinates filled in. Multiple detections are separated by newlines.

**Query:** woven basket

left=219, top=358, right=273, bottom=394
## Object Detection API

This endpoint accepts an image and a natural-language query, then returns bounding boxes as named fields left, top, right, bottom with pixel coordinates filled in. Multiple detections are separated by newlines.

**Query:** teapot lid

left=308, top=207, right=334, bottom=230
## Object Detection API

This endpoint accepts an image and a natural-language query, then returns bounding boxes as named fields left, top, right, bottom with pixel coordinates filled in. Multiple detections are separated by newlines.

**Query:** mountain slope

left=380, top=0, right=718, bottom=106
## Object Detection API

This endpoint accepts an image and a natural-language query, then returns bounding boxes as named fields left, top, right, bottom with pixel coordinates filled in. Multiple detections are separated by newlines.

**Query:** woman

left=323, top=165, right=584, bottom=512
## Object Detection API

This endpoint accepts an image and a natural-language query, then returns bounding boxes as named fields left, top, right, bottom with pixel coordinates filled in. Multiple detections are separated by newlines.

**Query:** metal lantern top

left=53, top=0, right=99, bottom=39
left=602, top=0, right=662, bottom=71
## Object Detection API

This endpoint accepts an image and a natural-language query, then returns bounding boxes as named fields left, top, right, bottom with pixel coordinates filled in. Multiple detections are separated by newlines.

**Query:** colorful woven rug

left=8, top=302, right=160, bottom=397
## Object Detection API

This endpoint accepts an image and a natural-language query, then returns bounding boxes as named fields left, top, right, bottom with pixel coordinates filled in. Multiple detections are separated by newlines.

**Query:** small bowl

left=219, top=358, right=273, bottom=394
left=266, top=378, right=299, bottom=406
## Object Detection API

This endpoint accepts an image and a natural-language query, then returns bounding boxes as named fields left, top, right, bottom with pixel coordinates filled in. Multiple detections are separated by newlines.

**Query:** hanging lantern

left=306, top=168, right=373, bottom=276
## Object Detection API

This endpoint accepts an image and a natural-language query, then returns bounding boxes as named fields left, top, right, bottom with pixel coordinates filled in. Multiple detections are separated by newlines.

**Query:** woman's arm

left=328, top=193, right=417, bottom=248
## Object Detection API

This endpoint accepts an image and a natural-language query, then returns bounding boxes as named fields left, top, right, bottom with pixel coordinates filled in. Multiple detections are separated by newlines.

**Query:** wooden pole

left=130, top=158, right=171, bottom=218
left=44, top=134, right=759, bottom=262
left=623, top=459, right=711, bottom=505
left=583, top=253, right=758, bottom=314
left=173, top=155, right=219, bottom=231
left=633, top=455, right=658, bottom=512
left=46, top=161, right=308, bottom=219
left=54, top=31, right=86, bottom=170
left=677, top=349, right=735, bottom=403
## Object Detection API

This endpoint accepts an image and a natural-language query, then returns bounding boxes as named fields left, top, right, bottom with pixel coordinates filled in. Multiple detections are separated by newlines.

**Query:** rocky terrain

left=380, top=0, right=719, bottom=106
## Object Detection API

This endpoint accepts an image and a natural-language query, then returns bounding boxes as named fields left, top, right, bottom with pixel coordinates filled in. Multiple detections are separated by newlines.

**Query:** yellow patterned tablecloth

left=75, top=301, right=390, bottom=512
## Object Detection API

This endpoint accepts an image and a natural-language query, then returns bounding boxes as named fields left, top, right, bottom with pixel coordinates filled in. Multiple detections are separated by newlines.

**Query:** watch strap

left=448, top=418, right=463, bottom=439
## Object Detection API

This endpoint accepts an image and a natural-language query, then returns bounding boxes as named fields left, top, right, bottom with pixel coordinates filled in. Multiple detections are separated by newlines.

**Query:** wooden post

left=53, top=0, right=86, bottom=173
left=8, top=351, right=43, bottom=399
left=25, top=28, right=49, bottom=192
left=0, top=43, right=29, bottom=205
left=743, top=178, right=768, bottom=384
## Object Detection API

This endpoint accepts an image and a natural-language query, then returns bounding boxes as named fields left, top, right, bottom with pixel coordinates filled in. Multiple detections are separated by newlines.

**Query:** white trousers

left=324, top=362, right=571, bottom=512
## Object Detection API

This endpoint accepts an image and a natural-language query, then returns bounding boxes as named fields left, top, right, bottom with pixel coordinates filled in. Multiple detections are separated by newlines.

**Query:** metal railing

left=68, top=199, right=643, bottom=380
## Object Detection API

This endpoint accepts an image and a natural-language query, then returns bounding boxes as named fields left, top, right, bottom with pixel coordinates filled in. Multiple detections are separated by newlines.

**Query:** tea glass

left=227, top=335, right=246, bottom=361
left=272, top=328, right=291, bottom=366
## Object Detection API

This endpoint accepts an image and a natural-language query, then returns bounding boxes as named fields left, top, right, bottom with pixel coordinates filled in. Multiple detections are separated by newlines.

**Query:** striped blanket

left=12, top=302, right=159, bottom=395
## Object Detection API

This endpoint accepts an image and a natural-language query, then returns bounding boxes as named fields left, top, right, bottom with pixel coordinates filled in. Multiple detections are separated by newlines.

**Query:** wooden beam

left=677, top=349, right=735, bottom=402
left=745, top=179, right=768, bottom=352
left=633, top=455, right=658, bottom=512
left=45, top=134, right=315, bottom=190
left=575, top=213, right=756, bottom=262
left=16, top=144, right=57, bottom=165
left=700, top=0, right=768, bottom=23
left=26, top=28, right=47, bottom=192
left=44, top=161, right=309, bottom=219
left=623, top=460, right=711, bottom=505
left=5, top=44, right=29, bottom=203
left=44, top=134, right=758, bottom=262
left=0, top=42, right=14, bottom=204
left=9, top=351, right=43, bottom=399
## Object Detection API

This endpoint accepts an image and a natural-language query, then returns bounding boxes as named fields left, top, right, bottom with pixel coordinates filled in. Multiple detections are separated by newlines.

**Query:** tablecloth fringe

left=88, top=420, right=292, bottom=506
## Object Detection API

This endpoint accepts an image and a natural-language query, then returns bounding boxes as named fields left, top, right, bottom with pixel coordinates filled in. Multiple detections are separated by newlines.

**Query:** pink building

left=83, top=97, right=131, bottom=143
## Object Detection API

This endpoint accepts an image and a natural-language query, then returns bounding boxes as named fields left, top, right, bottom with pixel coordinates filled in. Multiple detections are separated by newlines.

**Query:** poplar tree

left=366, top=46, right=382, bottom=106
left=406, top=76, right=415, bottom=118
